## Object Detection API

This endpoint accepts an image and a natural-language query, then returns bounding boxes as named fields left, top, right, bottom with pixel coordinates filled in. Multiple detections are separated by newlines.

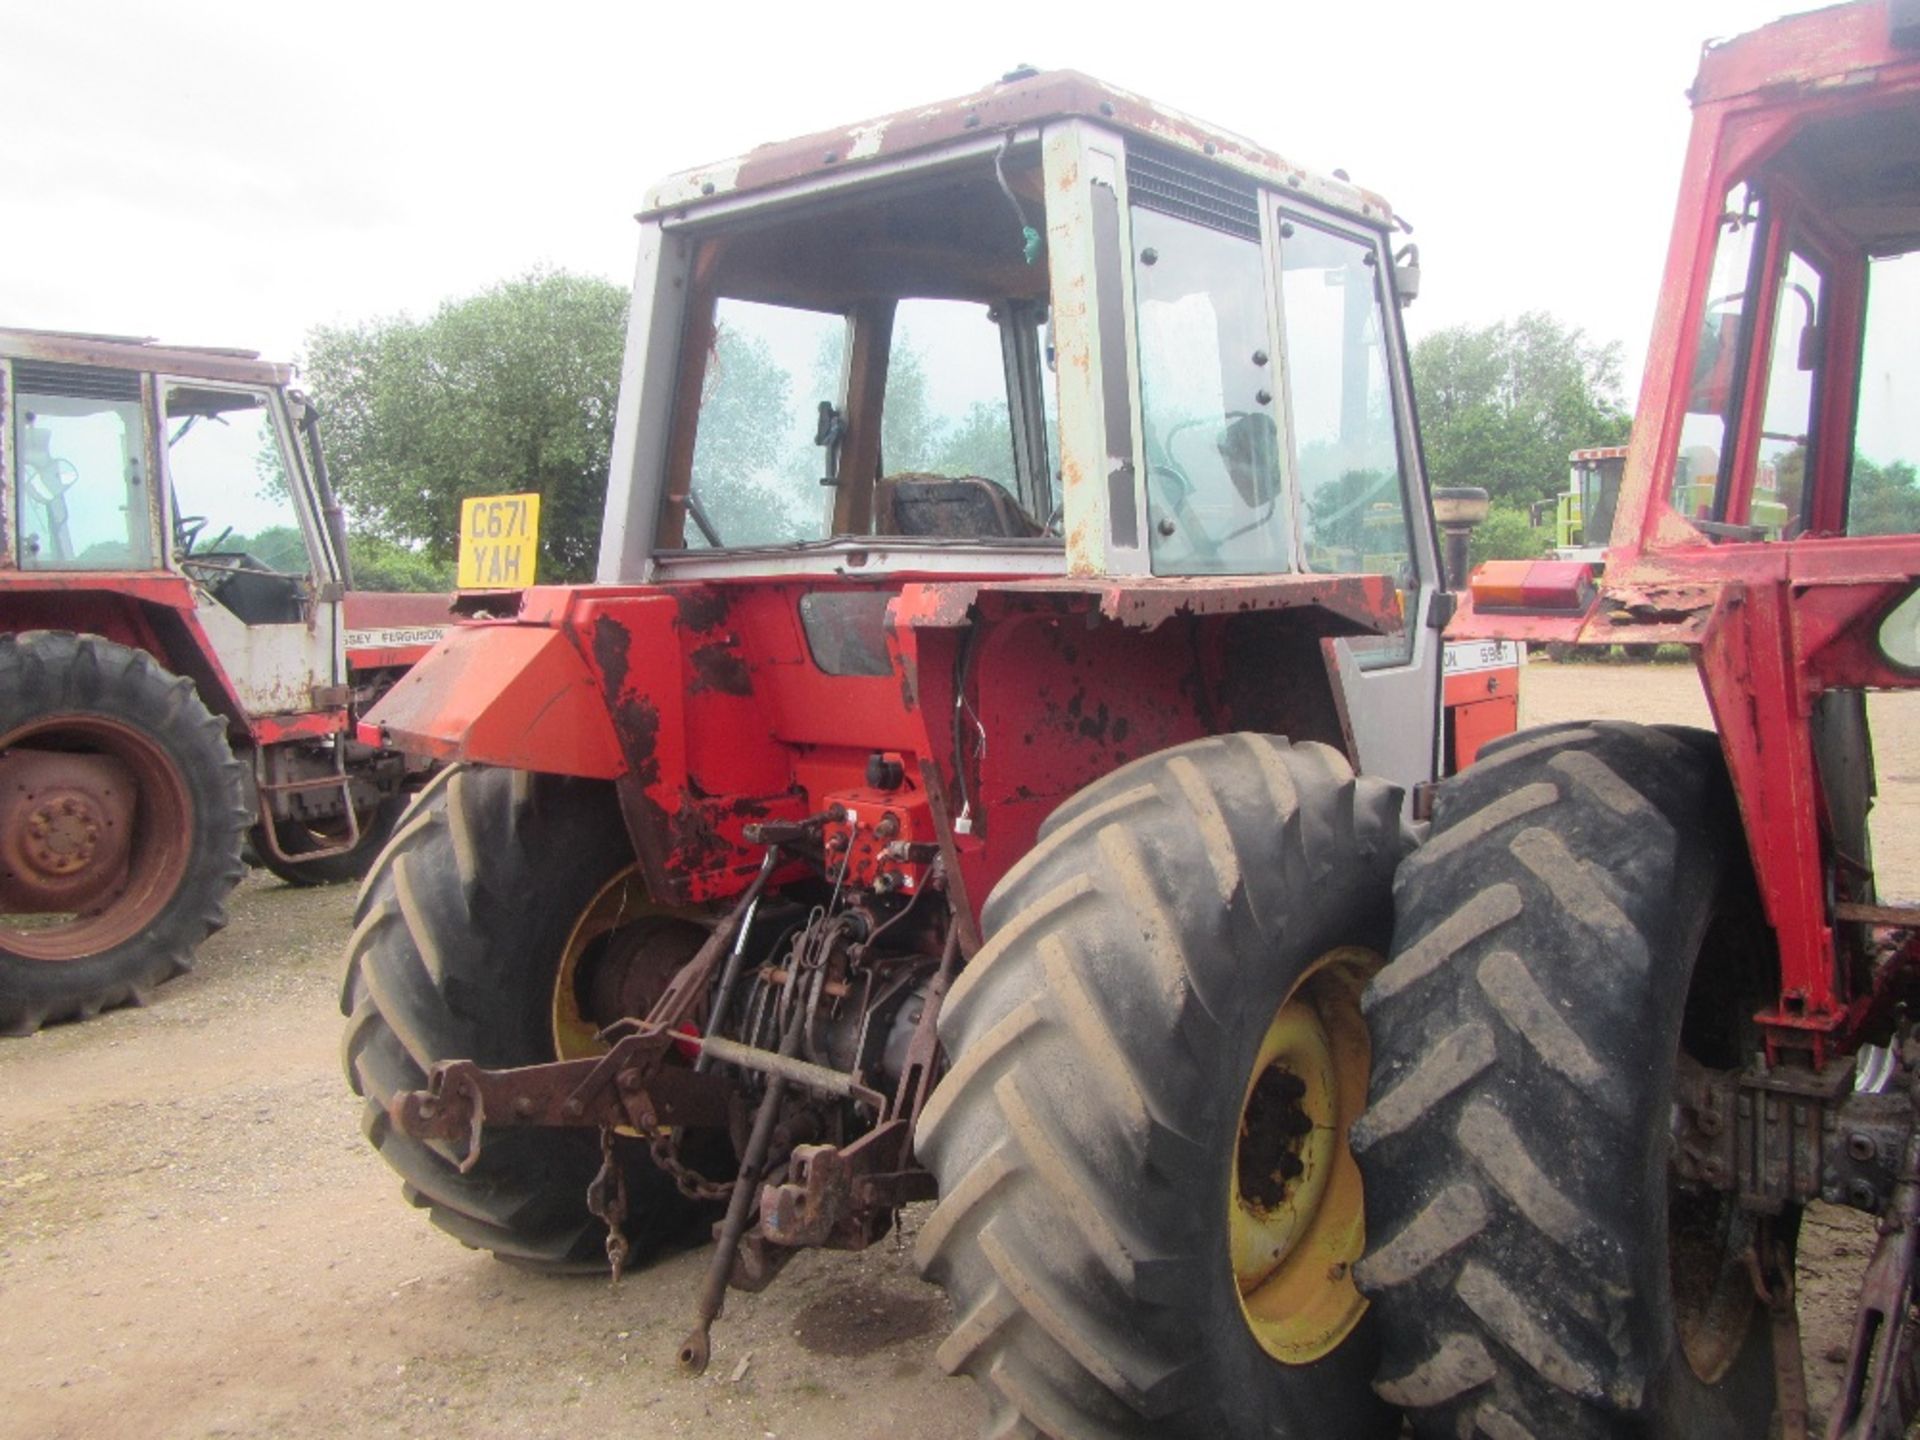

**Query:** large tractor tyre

left=1353, top=721, right=1776, bottom=1439
left=341, top=763, right=708, bottom=1270
left=916, top=734, right=1409, bottom=1440
left=0, top=630, right=249, bottom=1035
left=255, top=790, right=407, bottom=888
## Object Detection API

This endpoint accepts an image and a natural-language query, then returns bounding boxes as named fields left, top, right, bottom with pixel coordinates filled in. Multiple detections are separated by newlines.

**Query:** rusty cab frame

left=1453, top=6, right=1920, bottom=1428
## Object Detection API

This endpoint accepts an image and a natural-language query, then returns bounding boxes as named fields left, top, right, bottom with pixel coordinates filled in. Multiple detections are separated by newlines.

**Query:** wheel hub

left=552, top=867, right=710, bottom=1060
left=1238, top=1064, right=1313, bottom=1211
left=0, top=750, right=138, bottom=912
left=1229, top=947, right=1378, bottom=1366
left=27, top=795, right=103, bottom=874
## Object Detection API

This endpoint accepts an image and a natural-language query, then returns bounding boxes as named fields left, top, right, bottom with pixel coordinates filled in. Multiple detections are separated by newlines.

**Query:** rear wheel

left=915, top=735, right=1408, bottom=1438
left=341, top=764, right=710, bottom=1268
left=1354, top=721, right=1778, bottom=1438
left=0, top=631, right=248, bottom=1035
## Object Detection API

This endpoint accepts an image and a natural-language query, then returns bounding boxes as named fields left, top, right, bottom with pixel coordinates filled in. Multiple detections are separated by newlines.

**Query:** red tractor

left=1351, top=5, right=1920, bottom=1437
left=0, top=328, right=445, bottom=1034
left=351, top=71, right=1513, bottom=1438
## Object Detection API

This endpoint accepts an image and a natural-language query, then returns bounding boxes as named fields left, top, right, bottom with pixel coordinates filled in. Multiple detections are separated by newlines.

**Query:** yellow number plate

left=457, top=493, right=540, bottom=589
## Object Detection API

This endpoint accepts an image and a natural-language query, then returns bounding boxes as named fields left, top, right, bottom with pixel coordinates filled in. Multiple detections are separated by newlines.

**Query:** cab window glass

left=1750, top=250, right=1824, bottom=534
left=1282, top=218, right=1415, bottom=666
left=165, top=386, right=310, bottom=574
left=14, top=367, right=151, bottom=570
left=1284, top=221, right=1411, bottom=579
left=1849, top=249, right=1920, bottom=536
left=1132, top=205, right=1288, bottom=575
left=686, top=298, right=846, bottom=549
left=883, top=300, right=1016, bottom=490
left=1675, top=184, right=1759, bottom=522
left=875, top=299, right=1041, bottom=540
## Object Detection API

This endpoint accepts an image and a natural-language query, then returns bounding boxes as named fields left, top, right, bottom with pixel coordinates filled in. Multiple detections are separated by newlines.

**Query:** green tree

left=303, top=270, right=628, bottom=583
left=1849, top=456, right=1920, bottom=536
left=1468, top=505, right=1550, bottom=569
left=1413, top=312, right=1631, bottom=509
left=347, top=534, right=455, bottom=591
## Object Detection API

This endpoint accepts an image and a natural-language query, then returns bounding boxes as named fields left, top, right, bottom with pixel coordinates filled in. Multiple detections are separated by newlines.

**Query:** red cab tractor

left=351, top=70, right=1511, bottom=1440
left=0, top=328, right=443, bottom=1034
left=1352, top=5, right=1920, bottom=1437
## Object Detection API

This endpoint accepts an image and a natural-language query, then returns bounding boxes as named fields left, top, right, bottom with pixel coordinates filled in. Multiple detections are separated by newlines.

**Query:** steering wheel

left=176, top=515, right=239, bottom=558
left=24, top=459, right=79, bottom=506
left=176, top=514, right=210, bottom=555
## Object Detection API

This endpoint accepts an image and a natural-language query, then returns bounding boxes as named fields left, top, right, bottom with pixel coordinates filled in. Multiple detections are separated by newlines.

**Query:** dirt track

left=0, top=657, right=1914, bottom=1439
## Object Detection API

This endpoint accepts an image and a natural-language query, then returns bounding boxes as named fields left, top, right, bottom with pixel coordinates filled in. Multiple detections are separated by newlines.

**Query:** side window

left=685, top=298, right=847, bottom=549
left=1132, top=205, right=1288, bottom=575
left=1283, top=220, right=1411, bottom=578
left=1675, top=184, right=1759, bottom=523
left=1281, top=217, right=1415, bottom=665
left=1749, top=250, right=1825, bottom=534
left=1848, top=249, right=1920, bottom=536
left=13, top=367, right=152, bottom=570
left=164, top=386, right=312, bottom=575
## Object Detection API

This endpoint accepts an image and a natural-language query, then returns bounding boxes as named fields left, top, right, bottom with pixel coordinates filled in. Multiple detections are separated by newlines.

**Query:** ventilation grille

left=1126, top=142, right=1260, bottom=241
left=12, top=361, right=142, bottom=403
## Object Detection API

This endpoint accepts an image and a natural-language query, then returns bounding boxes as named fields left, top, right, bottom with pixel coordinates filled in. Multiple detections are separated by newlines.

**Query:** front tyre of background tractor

left=0, top=631, right=249, bottom=1035
left=915, top=735, right=1409, bottom=1439
left=341, top=763, right=708, bottom=1269
left=255, top=790, right=408, bottom=887
left=1354, top=721, right=1779, bottom=1439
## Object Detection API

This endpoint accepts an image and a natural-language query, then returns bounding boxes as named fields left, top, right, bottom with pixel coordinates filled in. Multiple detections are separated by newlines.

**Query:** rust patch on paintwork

left=689, top=642, right=753, bottom=696
left=668, top=798, right=735, bottom=876
left=592, top=614, right=663, bottom=788
left=675, top=587, right=732, bottom=633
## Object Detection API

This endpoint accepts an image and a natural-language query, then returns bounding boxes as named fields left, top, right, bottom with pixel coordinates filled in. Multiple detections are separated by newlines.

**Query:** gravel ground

left=0, top=654, right=1913, bottom=1438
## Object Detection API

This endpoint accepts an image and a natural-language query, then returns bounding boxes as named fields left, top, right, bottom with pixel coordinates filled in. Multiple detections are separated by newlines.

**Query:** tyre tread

left=1356, top=722, right=1764, bottom=1439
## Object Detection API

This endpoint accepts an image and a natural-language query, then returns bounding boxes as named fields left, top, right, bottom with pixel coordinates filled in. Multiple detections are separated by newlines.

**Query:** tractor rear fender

left=0, top=577, right=255, bottom=740
left=356, top=621, right=625, bottom=779
left=361, top=575, right=1406, bottom=910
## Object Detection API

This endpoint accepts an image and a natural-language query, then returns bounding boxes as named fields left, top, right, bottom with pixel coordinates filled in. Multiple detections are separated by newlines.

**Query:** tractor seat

left=875, top=473, right=1043, bottom=540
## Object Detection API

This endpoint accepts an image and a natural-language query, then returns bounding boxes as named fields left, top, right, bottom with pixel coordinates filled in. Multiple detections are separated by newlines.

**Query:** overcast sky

left=3, top=0, right=1817, bottom=411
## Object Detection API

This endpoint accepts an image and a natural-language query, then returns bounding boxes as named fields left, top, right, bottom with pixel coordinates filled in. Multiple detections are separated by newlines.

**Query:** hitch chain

left=585, top=1125, right=632, bottom=1284
left=650, top=1129, right=736, bottom=1203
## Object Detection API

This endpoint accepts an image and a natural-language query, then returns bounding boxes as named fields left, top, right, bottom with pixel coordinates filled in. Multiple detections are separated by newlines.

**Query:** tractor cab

left=380, top=72, right=1468, bottom=839
left=1, top=329, right=350, bottom=713
left=602, top=81, right=1431, bottom=607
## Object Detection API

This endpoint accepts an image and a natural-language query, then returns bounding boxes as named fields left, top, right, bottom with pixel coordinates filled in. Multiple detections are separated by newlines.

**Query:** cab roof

left=0, top=327, right=293, bottom=389
left=643, top=68, right=1398, bottom=235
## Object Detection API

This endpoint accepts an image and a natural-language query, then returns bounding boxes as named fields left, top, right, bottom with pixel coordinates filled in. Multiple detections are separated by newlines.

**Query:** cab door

left=158, top=380, right=341, bottom=716
left=1270, top=206, right=1444, bottom=795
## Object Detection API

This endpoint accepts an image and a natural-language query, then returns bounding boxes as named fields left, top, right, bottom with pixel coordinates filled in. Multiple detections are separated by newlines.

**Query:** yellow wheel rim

left=1229, top=946, right=1380, bottom=1364
left=550, top=864, right=705, bottom=1061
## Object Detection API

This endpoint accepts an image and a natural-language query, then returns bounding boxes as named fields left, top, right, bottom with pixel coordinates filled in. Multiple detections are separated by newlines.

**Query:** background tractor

left=0, top=328, right=445, bottom=1033
left=347, top=71, right=1513, bottom=1439
left=1351, top=4, right=1920, bottom=1437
